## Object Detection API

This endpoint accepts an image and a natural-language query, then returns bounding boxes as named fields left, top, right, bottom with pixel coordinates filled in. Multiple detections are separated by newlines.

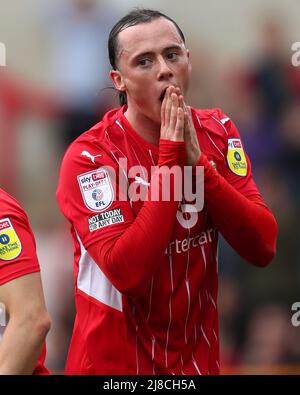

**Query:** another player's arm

left=184, top=107, right=277, bottom=267
left=0, top=272, right=50, bottom=374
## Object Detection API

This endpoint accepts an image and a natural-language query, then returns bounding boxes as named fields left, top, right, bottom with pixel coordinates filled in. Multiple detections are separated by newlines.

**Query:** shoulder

left=56, top=108, right=125, bottom=213
left=0, top=190, right=35, bottom=269
left=192, top=107, right=233, bottom=137
left=0, top=189, right=27, bottom=221
left=191, top=108, right=250, bottom=176
left=59, top=107, right=124, bottom=173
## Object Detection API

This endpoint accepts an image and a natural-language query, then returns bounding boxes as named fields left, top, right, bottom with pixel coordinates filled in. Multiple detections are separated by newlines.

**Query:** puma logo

left=81, top=150, right=102, bottom=164
left=134, top=176, right=150, bottom=187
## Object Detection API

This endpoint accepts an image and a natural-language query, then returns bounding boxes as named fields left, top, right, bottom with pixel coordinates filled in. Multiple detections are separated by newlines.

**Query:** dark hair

left=108, top=8, right=186, bottom=106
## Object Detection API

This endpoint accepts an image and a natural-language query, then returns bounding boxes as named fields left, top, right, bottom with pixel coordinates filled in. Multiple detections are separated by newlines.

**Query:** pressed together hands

left=160, top=86, right=201, bottom=166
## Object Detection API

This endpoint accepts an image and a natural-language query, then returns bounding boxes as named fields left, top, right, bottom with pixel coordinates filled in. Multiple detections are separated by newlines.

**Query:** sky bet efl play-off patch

left=227, top=138, right=247, bottom=176
left=77, top=168, right=114, bottom=212
left=0, top=218, right=22, bottom=261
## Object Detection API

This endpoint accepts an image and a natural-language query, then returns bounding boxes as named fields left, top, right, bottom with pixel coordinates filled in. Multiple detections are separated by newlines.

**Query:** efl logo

left=0, top=42, right=6, bottom=66
left=0, top=302, right=6, bottom=327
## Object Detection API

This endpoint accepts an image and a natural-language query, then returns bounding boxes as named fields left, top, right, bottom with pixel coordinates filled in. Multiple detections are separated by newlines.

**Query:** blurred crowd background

left=1, top=0, right=300, bottom=374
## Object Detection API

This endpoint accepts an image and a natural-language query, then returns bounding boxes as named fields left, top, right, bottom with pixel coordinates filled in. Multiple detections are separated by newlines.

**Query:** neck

left=124, top=106, right=160, bottom=146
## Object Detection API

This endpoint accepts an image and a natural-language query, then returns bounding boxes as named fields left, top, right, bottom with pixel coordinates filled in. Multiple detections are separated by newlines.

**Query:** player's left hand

left=184, top=105, right=201, bottom=166
left=175, top=88, right=201, bottom=166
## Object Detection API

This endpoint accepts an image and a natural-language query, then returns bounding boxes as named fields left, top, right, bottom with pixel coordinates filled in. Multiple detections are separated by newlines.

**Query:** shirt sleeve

left=57, top=139, right=186, bottom=297
left=0, top=210, right=40, bottom=286
left=196, top=109, right=278, bottom=267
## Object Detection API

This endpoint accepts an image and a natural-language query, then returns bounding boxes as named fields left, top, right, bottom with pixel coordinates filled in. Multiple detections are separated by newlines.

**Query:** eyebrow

left=131, top=45, right=183, bottom=62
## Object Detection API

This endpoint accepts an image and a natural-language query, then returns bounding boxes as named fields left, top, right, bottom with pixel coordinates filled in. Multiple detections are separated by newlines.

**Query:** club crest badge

left=77, top=168, right=114, bottom=212
left=0, top=218, right=22, bottom=261
left=227, top=138, right=247, bottom=177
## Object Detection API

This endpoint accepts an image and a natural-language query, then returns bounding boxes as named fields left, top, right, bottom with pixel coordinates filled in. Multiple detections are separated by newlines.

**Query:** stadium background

left=1, top=0, right=300, bottom=374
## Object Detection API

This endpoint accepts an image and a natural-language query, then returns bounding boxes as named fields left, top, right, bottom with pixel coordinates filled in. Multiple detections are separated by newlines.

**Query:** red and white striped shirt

left=56, top=106, right=277, bottom=375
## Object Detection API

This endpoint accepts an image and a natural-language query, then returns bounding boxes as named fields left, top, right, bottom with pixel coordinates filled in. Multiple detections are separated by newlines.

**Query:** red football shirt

left=57, top=106, right=272, bottom=375
left=0, top=188, right=49, bottom=374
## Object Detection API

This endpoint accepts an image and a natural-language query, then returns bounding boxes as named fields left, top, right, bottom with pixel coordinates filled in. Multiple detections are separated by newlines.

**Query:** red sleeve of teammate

left=0, top=195, right=49, bottom=375
left=196, top=109, right=278, bottom=267
left=0, top=204, right=40, bottom=285
left=57, top=140, right=185, bottom=296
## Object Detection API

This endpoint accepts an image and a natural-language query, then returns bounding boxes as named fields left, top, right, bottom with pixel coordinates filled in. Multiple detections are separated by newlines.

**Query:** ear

left=186, top=49, right=192, bottom=73
left=110, top=69, right=126, bottom=92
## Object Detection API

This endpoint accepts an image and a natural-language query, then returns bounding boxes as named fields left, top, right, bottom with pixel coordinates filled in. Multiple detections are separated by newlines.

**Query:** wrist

left=158, top=139, right=186, bottom=167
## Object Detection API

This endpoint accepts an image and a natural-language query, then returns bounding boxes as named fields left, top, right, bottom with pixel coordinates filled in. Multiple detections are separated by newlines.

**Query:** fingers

left=184, top=105, right=194, bottom=137
left=163, top=91, right=200, bottom=164
left=163, top=86, right=182, bottom=127
left=184, top=110, right=190, bottom=137
left=161, top=90, right=166, bottom=127
left=175, top=107, right=184, bottom=141
left=160, top=86, right=186, bottom=141
left=169, top=93, right=179, bottom=133
left=164, top=87, right=172, bottom=128
left=178, top=93, right=184, bottom=112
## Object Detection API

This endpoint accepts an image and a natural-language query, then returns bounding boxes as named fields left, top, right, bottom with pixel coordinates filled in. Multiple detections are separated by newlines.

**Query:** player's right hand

left=160, top=86, right=184, bottom=142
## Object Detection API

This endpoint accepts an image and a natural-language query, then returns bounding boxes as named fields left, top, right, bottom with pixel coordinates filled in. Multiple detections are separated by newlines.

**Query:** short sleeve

left=56, top=144, right=135, bottom=251
left=214, top=108, right=264, bottom=202
left=0, top=210, right=40, bottom=286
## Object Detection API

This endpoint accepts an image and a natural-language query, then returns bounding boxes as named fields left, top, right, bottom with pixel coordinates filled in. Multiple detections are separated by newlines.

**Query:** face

left=110, top=17, right=192, bottom=125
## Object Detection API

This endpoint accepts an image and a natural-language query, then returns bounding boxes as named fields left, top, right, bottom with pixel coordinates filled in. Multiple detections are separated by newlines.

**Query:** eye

left=138, top=58, right=152, bottom=67
left=167, top=52, right=178, bottom=61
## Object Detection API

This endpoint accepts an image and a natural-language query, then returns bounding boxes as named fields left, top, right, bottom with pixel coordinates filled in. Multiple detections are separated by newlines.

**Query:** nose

left=157, top=57, right=174, bottom=81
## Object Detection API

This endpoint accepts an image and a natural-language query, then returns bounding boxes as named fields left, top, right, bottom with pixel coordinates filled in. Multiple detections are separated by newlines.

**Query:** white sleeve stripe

left=105, top=129, right=128, bottom=161
left=184, top=210, right=191, bottom=346
left=131, top=306, right=140, bottom=375
left=131, top=146, right=147, bottom=180
left=211, top=115, right=228, bottom=136
left=192, top=355, right=202, bottom=375
left=198, top=291, right=202, bottom=311
left=205, top=131, right=225, bottom=158
left=201, top=325, right=211, bottom=348
left=115, top=120, right=126, bottom=134
left=151, top=336, right=156, bottom=375
left=184, top=280, right=191, bottom=345
left=148, top=149, right=156, bottom=166
left=200, top=244, right=207, bottom=272
left=213, top=329, right=218, bottom=342
left=209, top=293, right=217, bottom=309
left=146, top=277, right=154, bottom=322
left=165, top=253, right=174, bottom=369
left=135, top=328, right=139, bottom=374
left=180, top=355, right=186, bottom=375
left=220, top=117, right=230, bottom=124
left=105, top=129, right=133, bottom=208
left=195, top=114, right=202, bottom=128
